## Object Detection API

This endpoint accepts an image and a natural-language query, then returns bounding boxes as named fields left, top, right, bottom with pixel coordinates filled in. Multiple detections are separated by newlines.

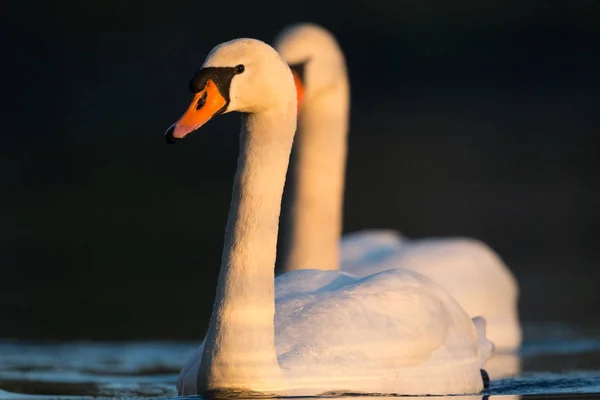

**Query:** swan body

left=167, top=38, right=492, bottom=396
left=274, top=23, right=521, bottom=352
left=178, top=269, right=493, bottom=396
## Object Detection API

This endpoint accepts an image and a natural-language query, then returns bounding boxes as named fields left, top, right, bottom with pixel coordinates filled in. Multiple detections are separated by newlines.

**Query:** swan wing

left=275, top=268, right=469, bottom=370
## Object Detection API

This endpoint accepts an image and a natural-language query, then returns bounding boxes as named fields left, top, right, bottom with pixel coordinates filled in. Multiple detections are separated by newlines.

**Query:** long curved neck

left=198, top=109, right=295, bottom=393
left=280, top=75, right=350, bottom=273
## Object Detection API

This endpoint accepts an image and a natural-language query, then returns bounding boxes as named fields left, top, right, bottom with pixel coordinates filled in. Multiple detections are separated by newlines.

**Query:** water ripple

left=1, top=330, right=600, bottom=400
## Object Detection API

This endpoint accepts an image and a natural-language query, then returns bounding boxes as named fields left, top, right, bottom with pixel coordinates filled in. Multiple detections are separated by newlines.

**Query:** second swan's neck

left=198, top=109, right=295, bottom=393
left=280, top=76, right=350, bottom=273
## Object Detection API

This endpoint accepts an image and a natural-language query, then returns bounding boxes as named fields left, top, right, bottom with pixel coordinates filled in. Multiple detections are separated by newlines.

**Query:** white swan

left=165, top=38, right=492, bottom=397
left=274, top=23, right=522, bottom=352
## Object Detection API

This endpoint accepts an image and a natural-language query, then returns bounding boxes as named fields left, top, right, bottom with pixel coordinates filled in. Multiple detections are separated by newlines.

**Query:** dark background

left=2, top=1, right=599, bottom=340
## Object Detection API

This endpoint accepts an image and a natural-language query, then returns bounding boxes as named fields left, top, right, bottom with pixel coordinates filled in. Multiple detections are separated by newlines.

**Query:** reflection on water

left=1, top=324, right=600, bottom=399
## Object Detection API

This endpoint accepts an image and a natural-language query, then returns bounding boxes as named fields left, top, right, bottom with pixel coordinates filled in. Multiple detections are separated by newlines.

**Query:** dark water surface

left=1, top=324, right=599, bottom=400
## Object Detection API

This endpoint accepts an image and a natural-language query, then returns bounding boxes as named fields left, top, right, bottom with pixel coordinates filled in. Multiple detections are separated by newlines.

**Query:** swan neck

left=198, top=109, right=295, bottom=393
left=280, top=77, right=350, bottom=273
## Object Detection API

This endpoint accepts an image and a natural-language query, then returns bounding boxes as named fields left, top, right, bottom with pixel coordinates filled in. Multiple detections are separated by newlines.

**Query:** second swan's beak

left=164, top=79, right=227, bottom=144
left=289, top=63, right=306, bottom=115
left=292, top=71, right=305, bottom=114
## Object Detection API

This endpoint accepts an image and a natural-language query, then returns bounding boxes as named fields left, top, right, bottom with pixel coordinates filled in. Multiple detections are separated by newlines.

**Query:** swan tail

left=472, top=316, right=495, bottom=366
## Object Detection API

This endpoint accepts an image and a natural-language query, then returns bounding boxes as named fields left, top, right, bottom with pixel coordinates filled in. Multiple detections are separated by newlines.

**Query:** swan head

left=273, top=23, right=347, bottom=112
left=165, top=38, right=296, bottom=143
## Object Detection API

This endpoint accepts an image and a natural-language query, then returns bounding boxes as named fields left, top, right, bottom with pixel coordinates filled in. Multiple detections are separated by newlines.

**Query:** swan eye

left=234, top=64, right=245, bottom=74
left=196, top=91, right=207, bottom=110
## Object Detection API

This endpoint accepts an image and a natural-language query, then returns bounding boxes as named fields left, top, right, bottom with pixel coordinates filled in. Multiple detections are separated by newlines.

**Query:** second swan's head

left=165, top=38, right=296, bottom=143
left=273, top=23, right=347, bottom=112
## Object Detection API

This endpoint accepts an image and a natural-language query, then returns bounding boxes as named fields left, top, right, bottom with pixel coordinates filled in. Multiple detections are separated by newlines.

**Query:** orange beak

left=168, top=79, right=227, bottom=141
left=292, top=70, right=305, bottom=115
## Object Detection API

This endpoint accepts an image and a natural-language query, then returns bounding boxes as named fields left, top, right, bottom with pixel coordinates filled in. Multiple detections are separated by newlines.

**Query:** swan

left=165, top=38, right=493, bottom=397
left=274, top=23, right=522, bottom=352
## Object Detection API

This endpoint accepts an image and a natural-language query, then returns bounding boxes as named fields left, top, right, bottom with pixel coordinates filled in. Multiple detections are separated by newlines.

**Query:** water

left=1, top=323, right=599, bottom=400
